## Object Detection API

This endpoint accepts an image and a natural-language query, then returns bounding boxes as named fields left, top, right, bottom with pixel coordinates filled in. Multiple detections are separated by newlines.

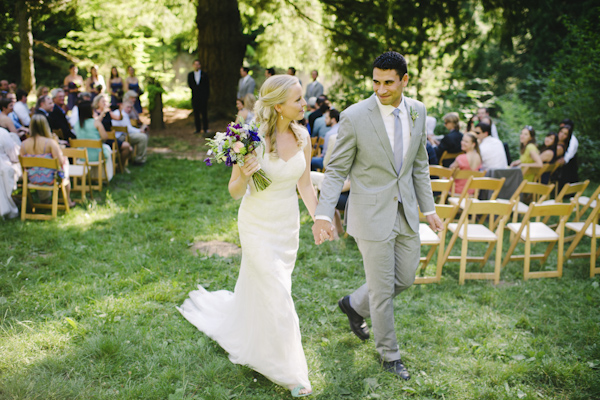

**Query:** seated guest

left=0, top=80, right=8, bottom=93
left=308, top=95, right=328, bottom=134
left=125, top=66, right=143, bottom=114
left=558, top=118, right=579, bottom=171
left=235, top=93, right=256, bottom=124
left=36, top=86, right=49, bottom=99
left=539, top=132, right=558, bottom=163
left=474, top=121, right=508, bottom=170
left=35, top=95, right=54, bottom=120
left=68, top=92, right=92, bottom=129
left=0, top=97, right=27, bottom=141
left=449, top=132, right=482, bottom=194
left=13, top=89, right=31, bottom=127
left=425, top=115, right=438, bottom=165
left=111, top=101, right=148, bottom=165
left=122, top=90, right=141, bottom=120
left=109, top=66, right=124, bottom=108
left=305, top=97, right=317, bottom=122
left=510, top=126, right=543, bottom=181
left=264, top=67, right=275, bottom=78
left=63, top=64, right=84, bottom=110
left=93, top=94, right=131, bottom=162
left=311, top=109, right=339, bottom=171
left=0, top=127, right=21, bottom=219
left=432, top=112, right=463, bottom=166
left=74, top=101, right=113, bottom=181
left=477, top=107, right=499, bottom=138
left=20, top=114, right=75, bottom=206
left=6, top=92, right=29, bottom=135
left=312, top=109, right=332, bottom=139
left=49, top=88, right=76, bottom=140
left=85, top=65, right=106, bottom=102
left=556, top=124, right=578, bottom=189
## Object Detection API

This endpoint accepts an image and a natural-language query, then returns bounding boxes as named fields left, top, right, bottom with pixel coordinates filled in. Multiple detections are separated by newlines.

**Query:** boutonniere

left=409, top=107, right=419, bottom=127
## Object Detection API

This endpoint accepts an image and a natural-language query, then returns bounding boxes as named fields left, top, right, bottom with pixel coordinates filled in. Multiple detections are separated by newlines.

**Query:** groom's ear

left=401, top=74, right=409, bottom=86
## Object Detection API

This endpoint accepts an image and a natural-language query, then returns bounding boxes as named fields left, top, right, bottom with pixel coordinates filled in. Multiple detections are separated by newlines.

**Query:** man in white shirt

left=237, top=67, right=255, bottom=99
left=111, top=101, right=148, bottom=165
left=305, top=70, right=324, bottom=99
left=13, top=89, right=30, bottom=127
left=558, top=119, right=578, bottom=165
left=474, top=122, right=508, bottom=170
left=477, top=107, right=499, bottom=138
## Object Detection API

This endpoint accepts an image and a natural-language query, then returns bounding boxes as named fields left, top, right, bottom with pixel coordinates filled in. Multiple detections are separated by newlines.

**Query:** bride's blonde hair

left=254, top=75, right=304, bottom=156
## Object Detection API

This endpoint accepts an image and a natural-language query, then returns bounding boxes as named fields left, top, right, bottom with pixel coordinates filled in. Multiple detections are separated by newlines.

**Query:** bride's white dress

left=178, top=135, right=311, bottom=391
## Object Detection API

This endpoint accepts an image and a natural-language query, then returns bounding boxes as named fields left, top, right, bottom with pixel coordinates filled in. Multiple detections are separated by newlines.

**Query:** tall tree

left=197, top=0, right=246, bottom=119
left=16, top=1, right=35, bottom=93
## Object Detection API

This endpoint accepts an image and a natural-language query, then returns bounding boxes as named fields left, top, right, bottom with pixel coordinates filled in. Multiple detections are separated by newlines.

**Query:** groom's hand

left=312, top=219, right=335, bottom=245
left=426, top=213, right=444, bottom=232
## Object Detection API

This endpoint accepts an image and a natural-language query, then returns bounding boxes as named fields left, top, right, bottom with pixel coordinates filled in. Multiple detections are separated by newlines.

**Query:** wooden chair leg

left=459, top=237, right=468, bottom=285
left=524, top=238, right=531, bottom=280
left=51, top=186, right=59, bottom=218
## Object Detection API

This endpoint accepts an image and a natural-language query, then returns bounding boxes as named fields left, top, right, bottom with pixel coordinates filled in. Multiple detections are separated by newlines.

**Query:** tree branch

left=33, top=39, right=82, bottom=63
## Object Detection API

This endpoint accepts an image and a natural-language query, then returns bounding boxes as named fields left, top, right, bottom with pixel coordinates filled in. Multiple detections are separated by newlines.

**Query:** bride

left=178, top=75, right=318, bottom=397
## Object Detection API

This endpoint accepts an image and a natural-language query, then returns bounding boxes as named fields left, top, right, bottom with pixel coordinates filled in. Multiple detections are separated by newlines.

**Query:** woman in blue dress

left=63, top=64, right=84, bottom=110
left=109, top=66, right=124, bottom=108
left=125, top=66, right=143, bottom=114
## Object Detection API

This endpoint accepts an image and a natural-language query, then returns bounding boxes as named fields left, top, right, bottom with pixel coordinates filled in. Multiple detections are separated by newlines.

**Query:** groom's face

left=373, top=68, right=407, bottom=108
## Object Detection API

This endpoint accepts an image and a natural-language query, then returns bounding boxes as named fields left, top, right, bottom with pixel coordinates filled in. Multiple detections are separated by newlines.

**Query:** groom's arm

left=412, top=106, right=435, bottom=215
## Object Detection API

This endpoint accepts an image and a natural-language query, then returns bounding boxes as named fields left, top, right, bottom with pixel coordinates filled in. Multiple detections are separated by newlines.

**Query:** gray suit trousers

left=350, top=202, right=420, bottom=362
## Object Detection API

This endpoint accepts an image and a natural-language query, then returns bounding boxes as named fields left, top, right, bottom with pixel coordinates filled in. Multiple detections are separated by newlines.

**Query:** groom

left=312, top=51, right=443, bottom=380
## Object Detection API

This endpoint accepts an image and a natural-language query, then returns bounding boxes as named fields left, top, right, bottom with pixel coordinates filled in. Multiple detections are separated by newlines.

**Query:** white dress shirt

left=111, top=109, right=140, bottom=138
left=375, top=96, right=410, bottom=160
left=479, top=135, right=508, bottom=170
left=13, top=101, right=30, bottom=127
left=564, top=134, right=578, bottom=164
left=194, top=70, right=201, bottom=85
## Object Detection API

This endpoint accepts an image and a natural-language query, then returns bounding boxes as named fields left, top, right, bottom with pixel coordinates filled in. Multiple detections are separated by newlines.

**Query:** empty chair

left=565, top=196, right=600, bottom=278
left=61, top=147, right=93, bottom=202
left=430, top=178, right=453, bottom=205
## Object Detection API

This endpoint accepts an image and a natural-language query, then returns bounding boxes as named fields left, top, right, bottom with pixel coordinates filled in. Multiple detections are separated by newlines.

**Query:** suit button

left=393, top=196, right=398, bottom=201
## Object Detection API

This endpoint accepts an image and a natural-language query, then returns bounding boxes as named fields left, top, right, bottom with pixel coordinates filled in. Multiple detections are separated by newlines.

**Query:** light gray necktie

left=392, top=108, right=403, bottom=174
left=392, top=108, right=403, bottom=203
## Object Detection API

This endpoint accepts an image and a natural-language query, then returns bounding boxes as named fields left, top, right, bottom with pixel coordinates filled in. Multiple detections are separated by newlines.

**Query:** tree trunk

left=16, top=2, right=35, bottom=94
left=197, top=0, right=246, bottom=120
left=150, top=92, right=165, bottom=130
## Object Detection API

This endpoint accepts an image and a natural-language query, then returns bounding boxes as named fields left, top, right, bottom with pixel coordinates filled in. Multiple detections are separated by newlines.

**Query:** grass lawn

left=1, top=153, right=599, bottom=399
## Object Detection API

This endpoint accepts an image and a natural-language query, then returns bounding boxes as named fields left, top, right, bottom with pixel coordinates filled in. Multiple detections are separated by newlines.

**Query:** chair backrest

left=19, top=155, right=60, bottom=170
left=579, top=184, right=600, bottom=217
left=463, top=199, right=515, bottom=217
left=521, top=165, right=548, bottom=182
left=429, top=165, right=454, bottom=179
left=556, top=180, right=590, bottom=203
left=509, top=180, right=555, bottom=204
left=106, top=130, right=117, bottom=140
left=452, top=169, right=486, bottom=180
left=524, top=202, right=574, bottom=219
left=431, top=179, right=453, bottom=204
left=113, top=126, right=128, bottom=133
left=70, top=138, right=103, bottom=149
left=61, top=147, right=89, bottom=164
left=455, top=176, right=503, bottom=202
left=434, top=203, right=459, bottom=222
left=438, top=151, right=463, bottom=166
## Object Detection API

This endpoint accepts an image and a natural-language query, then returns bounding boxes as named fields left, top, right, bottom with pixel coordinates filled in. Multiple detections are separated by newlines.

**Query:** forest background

left=0, top=0, right=599, bottom=173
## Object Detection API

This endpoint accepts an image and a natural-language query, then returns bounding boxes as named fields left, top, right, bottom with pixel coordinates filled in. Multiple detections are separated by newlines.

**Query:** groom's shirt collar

left=375, top=95, right=410, bottom=157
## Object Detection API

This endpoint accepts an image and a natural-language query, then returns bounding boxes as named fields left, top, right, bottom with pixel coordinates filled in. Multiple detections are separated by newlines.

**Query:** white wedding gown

left=178, top=139, right=311, bottom=392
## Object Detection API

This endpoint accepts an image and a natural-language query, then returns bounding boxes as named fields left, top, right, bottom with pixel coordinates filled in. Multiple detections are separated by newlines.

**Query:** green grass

left=1, top=156, right=599, bottom=399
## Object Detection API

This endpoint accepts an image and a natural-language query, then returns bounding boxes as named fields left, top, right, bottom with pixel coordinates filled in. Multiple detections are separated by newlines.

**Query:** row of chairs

left=18, top=126, right=135, bottom=220
left=417, top=177, right=600, bottom=284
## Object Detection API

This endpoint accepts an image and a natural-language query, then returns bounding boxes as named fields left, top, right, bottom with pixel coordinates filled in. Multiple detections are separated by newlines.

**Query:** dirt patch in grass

left=189, top=240, right=241, bottom=258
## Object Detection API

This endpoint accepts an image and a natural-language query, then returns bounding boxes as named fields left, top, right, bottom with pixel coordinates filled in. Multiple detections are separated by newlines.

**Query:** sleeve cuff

left=315, top=215, right=333, bottom=223
left=423, top=211, right=436, bottom=216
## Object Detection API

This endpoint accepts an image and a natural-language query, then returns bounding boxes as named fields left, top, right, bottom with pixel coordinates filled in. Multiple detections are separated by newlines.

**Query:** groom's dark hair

left=373, top=51, right=407, bottom=78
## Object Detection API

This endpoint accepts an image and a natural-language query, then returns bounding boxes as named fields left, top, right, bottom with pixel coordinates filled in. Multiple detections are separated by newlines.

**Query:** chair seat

left=497, top=198, right=528, bottom=214
left=541, top=199, right=560, bottom=205
left=507, top=222, right=559, bottom=241
left=566, top=222, right=600, bottom=237
left=578, top=196, right=598, bottom=208
left=448, top=223, right=496, bottom=240
left=448, top=197, right=481, bottom=208
left=419, top=224, right=440, bottom=244
left=69, top=165, right=88, bottom=176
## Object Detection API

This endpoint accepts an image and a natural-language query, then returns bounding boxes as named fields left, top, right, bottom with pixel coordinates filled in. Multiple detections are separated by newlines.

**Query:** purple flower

left=204, top=157, right=212, bottom=166
left=225, top=155, right=233, bottom=167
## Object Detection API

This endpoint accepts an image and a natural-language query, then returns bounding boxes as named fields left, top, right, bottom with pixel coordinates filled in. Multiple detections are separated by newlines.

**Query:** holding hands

left=312, top=219, right=335, bottom=245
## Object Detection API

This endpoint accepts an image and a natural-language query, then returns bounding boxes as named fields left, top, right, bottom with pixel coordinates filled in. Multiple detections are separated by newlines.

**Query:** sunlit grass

left=1, top=155, right=599, bottom=399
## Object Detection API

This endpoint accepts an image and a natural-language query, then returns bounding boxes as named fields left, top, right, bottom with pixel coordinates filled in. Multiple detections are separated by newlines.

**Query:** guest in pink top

left=450, top=132, right=482, bottom=195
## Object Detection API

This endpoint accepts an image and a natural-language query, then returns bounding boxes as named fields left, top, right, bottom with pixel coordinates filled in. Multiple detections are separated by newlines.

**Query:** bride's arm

left=297, top=141, right=318, bottom=221
left=229, top=154, right=260, bottom=200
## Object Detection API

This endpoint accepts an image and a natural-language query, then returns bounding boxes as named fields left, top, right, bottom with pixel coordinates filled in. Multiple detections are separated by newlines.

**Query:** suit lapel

left=399, top=97, right=421, bottom=176
left=366, top=95, right=396, bottom=170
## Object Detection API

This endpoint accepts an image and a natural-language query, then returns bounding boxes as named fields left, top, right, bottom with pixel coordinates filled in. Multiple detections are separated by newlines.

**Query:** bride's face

left=278, top=83, right=306, bottom=121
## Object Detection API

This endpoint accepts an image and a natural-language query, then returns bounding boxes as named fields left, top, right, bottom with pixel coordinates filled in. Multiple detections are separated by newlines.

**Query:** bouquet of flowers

left=204, top=121, right=272, bottom=191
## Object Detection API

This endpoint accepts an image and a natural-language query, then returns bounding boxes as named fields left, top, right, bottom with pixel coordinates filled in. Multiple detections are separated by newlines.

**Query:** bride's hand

left=240, top=154, right=260, bottom=179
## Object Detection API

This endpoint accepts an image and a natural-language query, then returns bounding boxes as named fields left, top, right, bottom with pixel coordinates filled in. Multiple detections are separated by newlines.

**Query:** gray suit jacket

left=306, top=81, right=324, bottom=99
left=315, top=94, right=435, bottom=241
left=237, top=76, right=256, bottom=99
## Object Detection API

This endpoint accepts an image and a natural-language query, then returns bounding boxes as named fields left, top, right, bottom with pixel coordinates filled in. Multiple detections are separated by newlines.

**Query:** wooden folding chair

left=106, top=130, right=125, bottom=174
left=61, top=147, right=93, bottom=202
left=431, top=178, right=453, bottom=205
left=565, top=197, right=600, bottom=277
left=448, top=170, right=487, bottom=199
left=521, top=164, right=549, bottom=183
left=442, top=199, right=514, bottom=284
left=448, top=176, right=503, bottom=222
left=19, top=156, right=71, bottom=220
left=438, top=151, right=463, bottom=166
left=502, top=180, right=555, bottom=223
left=541, top=180, right=589, bottom=223
left=502, top=202, right=574, bottom=280
left=310, top=137, right=324, bottom=158
left=69, top=138, right=106, bottom=191
left=429, top=165, right=454, bottom=179
left=415, top=204, right=459, bottom=284
left=576, top=184, right=600, bottom=222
